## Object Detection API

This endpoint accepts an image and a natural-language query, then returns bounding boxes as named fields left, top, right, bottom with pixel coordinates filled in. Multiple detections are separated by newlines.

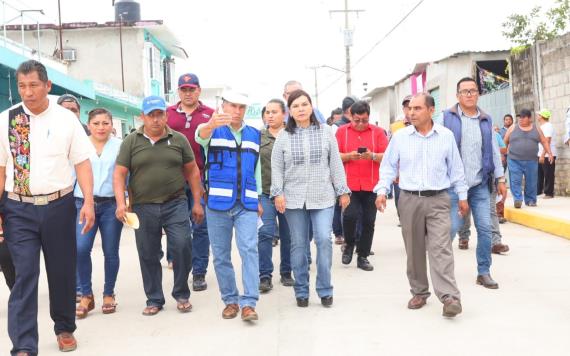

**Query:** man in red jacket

left=166, top=73, right=214, bottom=291
left=336, top=100, right=388, bottom=271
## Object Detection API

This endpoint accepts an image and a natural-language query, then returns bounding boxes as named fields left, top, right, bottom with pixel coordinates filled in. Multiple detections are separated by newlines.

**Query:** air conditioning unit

left=62, top=48, right=77, bottom=62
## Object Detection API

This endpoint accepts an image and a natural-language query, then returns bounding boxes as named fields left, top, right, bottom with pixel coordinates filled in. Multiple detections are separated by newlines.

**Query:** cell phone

left=357, top=147, right=367, bottom=154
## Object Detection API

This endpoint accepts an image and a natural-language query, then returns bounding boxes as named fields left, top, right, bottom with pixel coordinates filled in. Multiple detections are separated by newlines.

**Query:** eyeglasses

left=458, top=89, right=479, bottom=97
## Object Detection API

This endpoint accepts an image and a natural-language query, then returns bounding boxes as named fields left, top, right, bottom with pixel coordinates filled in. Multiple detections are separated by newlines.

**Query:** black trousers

left=3, top=194, right=77, bottom=356
left=0, top=241, right=15, bottom=289
left=342, top=191, right=377, bottom=258
left=537, top=157, right=556, bottom=197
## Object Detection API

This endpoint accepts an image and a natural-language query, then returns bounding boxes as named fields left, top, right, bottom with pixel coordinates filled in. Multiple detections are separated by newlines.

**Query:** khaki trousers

left=399, top=190, right=460, bottom=302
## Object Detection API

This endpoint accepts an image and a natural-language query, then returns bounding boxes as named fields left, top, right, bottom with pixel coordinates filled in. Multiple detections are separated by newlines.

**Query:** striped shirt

left=373, top=123, right=468, bottom=200
left=270, top=124, right=350, bottom=209
left=457, top=107, right=504, bottom=187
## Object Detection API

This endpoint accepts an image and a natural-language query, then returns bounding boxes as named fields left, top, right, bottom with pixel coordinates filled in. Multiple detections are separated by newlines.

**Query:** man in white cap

left=196, top=90, right=262, bottom=322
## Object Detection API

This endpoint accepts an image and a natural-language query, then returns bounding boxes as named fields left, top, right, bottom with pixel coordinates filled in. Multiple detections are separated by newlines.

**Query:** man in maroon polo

left=166, top=73, right=214, bottom=291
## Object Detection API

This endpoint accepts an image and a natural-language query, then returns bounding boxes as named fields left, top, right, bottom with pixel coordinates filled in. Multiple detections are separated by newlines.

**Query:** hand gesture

left=347, top=151, right=361, bottom=160
left=375, top=195, right=386, bottom=212
left=116, top=203, right=127, bottom=223
left=208, top=112, right=232, bottom=129
left=458, top=200, right=469, bottom=217
left=192, top=203, right=205, bottom=225
left=79, top=202, right=95, bottom=234
left=274, top=195, right=286, bottom=214
left=339, top=194, right=350, bottom=211
left=360, top=150, right=374, bottom=160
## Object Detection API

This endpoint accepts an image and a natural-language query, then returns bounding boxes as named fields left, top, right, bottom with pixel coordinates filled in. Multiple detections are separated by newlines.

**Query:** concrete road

left=1, top=201, right=570, bottom=356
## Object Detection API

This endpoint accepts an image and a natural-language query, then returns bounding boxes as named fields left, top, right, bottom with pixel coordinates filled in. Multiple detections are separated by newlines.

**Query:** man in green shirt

left=113, top=96, right=204, bottom=316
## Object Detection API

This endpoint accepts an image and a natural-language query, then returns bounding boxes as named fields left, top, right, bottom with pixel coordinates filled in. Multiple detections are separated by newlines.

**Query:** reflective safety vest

left=206, top=125, right=260, bottom=211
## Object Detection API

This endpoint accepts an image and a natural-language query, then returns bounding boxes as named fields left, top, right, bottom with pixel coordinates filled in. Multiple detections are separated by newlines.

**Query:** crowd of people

left=0, top=59, right=569, bottom=356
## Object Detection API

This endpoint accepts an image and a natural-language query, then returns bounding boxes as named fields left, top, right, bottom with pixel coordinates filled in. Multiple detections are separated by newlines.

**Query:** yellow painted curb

left=505, top=207, right=570, bottom=239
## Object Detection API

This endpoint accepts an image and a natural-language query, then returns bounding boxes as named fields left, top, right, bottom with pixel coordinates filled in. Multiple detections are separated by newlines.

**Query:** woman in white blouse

left=75, top=108, right=123, bottom=319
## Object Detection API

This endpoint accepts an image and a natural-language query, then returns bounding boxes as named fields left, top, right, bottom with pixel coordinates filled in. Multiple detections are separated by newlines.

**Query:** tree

left=502, top=0, right=570, bottom=47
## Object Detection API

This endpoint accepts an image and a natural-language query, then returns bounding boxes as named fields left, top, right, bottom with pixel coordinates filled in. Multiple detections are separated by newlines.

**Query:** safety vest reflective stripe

left=245, top=189, right=258, bottom=199
left=241, top=140, right=260, bottom=152
left=209, top=187, right=234, bottom=197
left=210, top=138, right=237, bottom=148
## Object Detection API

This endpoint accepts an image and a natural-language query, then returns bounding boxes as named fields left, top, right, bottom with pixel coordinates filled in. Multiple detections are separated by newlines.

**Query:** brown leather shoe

left=458, top=239, right=469, bottom=250
left=407, top=295, right=427, bottom=309
left=222, top=303, right=239, bottom=319
left=241, top=306, right=259, bottom=321
left=476, top=274, right=499, bottom=289
left=442, top=297, right=462, bottom=317
left=57, top=332, right=77, bottom=352
left=492, top=243, right=510, bottom=254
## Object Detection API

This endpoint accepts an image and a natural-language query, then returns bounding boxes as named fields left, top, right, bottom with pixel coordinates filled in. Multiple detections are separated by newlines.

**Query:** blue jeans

left=133, top=197, right=192, bottom=307
left=258, top=194, right=291, bottom=278
left=207, top=202, right=259, bottom=308
left=449, top=181, right=492, bottom=275
left=508, top=158, right=538, bottom=205
left=285, top=206, right=334, bottom=299
left=75, top=198, right=123, bottom=296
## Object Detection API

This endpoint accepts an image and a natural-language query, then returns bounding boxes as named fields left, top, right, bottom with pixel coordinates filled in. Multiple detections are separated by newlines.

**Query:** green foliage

left=502, top=0, right=570, bottom=46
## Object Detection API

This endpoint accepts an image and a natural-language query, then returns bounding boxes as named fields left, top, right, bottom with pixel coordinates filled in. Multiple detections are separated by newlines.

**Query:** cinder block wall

left=511, top=33, right=570, bottom=196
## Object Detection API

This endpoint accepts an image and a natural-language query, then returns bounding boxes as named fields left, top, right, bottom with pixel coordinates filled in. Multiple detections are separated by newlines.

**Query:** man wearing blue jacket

left=196, top=90, right=262, bottom=322
left=441, top=77, right=507, bottom=289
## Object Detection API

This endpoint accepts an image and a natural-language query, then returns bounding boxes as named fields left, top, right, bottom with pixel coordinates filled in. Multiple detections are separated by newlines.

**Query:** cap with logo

left=178, top=73, right=200, bottom=89
left=402, top=95, right=413, bottom=105
left=142, top=96, right=167, bottom=115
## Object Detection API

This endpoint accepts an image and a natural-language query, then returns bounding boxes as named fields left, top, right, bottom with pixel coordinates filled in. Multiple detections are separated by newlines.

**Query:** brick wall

left=511, top=33, right=570, bottom=196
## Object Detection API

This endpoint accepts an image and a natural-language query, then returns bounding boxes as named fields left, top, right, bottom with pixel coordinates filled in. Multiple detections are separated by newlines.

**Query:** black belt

left=402, top=189, right=446, bottom=197
left=93, top=196, right=115, bottom=203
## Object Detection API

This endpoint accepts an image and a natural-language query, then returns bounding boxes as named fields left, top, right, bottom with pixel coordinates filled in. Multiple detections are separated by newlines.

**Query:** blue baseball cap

left=142, top=96, right=166, bottom=115
left=178, top=73, right=200, bottom=88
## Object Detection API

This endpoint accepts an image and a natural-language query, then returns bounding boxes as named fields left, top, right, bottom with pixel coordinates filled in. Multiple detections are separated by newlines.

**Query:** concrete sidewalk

left=505, top=195, right=570, bottom=239
left=1, top=202, right=570, bottom=356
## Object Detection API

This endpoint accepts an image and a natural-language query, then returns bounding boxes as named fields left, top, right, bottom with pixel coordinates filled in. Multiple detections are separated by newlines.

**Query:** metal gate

left=478, top=86, right=513, bottom=127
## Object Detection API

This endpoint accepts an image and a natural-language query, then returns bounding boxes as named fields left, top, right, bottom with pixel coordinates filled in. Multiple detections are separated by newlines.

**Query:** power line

left=318, top=0, right=426, bottom=96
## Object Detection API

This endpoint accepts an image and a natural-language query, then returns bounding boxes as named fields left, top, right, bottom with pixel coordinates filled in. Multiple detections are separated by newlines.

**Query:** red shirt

left=336, top=124, right=388, bottom=192
left=166, top=101, right=214, bottom=176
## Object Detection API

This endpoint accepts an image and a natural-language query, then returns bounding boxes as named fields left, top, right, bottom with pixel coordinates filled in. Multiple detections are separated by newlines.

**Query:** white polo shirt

left=0, top=97, right=94, bottom=195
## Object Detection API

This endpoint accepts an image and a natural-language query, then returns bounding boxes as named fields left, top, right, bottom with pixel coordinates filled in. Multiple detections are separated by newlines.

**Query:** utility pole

left=330, top=0, right=364, bottom=96
left=118, top=13, right=125, bottom=92
left=57, top=0, right=63, bottom=60
left=307, top=66, right=319, bottom=108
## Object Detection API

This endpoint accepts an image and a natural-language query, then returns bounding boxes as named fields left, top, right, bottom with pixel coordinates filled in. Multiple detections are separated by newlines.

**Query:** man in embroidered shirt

left=375, top=93, right=468, bottom=318
left=114, top=96, right=204, bottom=317
left=196, top=90, right=262, bottom=322
left=0, top=60, right=95, bottom=355
left=441, top=77, right=507, bottom=290
left=336, top=101, right=388, bottom=271
left=166, top=73, right=214, bottom=292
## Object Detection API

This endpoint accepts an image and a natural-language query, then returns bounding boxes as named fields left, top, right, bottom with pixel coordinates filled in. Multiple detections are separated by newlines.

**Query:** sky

left=2, top=0, right=558, bottom=114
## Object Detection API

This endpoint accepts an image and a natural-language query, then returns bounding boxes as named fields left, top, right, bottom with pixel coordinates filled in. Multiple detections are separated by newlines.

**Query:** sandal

left=102, top=295, right=117, bottom=314
left=76, top=295, right=95, bottom=319
left=177, top=299, right=192, bottom=313
left=142, top=305, right=162, bottom=316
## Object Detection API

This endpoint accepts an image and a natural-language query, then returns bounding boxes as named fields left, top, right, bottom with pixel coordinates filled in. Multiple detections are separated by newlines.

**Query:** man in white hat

left=196, top=90, right=262, bottom=322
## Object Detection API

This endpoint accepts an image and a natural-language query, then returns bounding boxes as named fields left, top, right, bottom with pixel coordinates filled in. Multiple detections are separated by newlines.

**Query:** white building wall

left=6, top=27, right=147, bottom=97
